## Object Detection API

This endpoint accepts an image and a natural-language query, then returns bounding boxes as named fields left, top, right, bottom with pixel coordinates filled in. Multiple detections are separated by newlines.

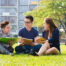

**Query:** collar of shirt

left=0, top=30, right=11, bottom=38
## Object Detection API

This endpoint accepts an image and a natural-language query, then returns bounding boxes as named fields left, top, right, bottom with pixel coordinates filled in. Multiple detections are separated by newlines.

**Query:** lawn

left=0, top=45, right=66, bottom=66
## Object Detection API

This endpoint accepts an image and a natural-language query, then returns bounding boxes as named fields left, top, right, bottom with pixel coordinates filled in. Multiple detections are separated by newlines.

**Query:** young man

left=0, top=20, right=14, bottom=55
left=15, top=15, right=42, bottom=54
left=0, top=21, right=11, bottom=37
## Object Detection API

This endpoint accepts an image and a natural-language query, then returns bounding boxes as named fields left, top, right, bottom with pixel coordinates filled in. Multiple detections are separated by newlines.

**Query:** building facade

left=0, top=0, right=40, bottom=35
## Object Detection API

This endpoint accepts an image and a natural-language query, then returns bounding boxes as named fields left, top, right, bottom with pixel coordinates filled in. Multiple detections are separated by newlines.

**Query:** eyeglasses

left=25, top=21, right=31, bottom=24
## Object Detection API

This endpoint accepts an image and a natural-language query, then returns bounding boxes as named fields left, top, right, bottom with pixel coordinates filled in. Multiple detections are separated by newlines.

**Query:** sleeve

left=18, top=30, right=23, bottom=37
left=48, top=29, right=59, bottom=43
left=42, top=32, right=44, bottom=38
left=34, top=30, right=39, bottom=37
left=42, top=31, right=46, bottom=38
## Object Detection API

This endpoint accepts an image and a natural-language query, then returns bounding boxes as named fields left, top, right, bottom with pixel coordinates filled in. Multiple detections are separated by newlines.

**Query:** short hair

left=25, top=15, right=33, bottom=22
left=0, top=20, right=9, bottom=28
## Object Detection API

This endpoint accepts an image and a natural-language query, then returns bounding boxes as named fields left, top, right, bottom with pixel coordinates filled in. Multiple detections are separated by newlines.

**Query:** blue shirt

left=18, top=27, right=38, bottom=41
left=42, top=28, right=60, bottom=46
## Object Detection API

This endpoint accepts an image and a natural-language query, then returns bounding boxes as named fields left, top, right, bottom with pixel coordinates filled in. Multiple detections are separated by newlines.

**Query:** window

left=31, top=0, right=40, bottom=2
left=0, top=8, right=17, bottom=15
left=0, top=0, right=16, bottom=6
left=0, top=0, right=1, bottom=6
left=8, top=8, right=17, bottom=15
left=19, top=6, right=29, bottom=13
left=29, top=5, right=37, bottom=11
left=0, top=0, right=7, bottom=6
left=19, top=0, right=29, bottom=6
left=0, top=16, right=2, bottom=23
left=0, top=16, right=8, bottom=22
left=18, top=13, right=25, bottom=20
left=0, top=8, right=2, bottom=15
left=18, top=21, right=24, bottom=30
left=10, top=25, right=18, bottom=32
left=0, top=8, right=7, bottom=14
left=0, top=16, right=17, bottom=24
left=8, top=16, right=17, bottom=24
left=8, top=0, right=16, bottom=6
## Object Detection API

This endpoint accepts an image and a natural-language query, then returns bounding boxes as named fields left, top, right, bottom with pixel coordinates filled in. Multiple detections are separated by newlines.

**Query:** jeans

left=0, top=43, right=14, bottom=54
left=15, top=44, right=42, bottom=54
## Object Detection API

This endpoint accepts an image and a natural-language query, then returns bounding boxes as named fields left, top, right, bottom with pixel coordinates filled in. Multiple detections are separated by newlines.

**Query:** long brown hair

left=44, top=18, right=57, bottom=39
left=45, top=18, right=57, bottom=32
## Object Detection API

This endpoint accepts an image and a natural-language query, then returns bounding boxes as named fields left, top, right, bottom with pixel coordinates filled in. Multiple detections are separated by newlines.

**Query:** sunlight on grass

left=0, top=45, right=66, bottom=66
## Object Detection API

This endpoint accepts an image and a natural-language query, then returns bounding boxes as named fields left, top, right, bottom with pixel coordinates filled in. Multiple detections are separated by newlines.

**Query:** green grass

left=0, top=45, right=66, bottom=66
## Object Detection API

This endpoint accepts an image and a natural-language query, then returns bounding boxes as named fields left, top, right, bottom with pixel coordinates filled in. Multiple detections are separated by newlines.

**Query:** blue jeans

left=15, top=44, right=42, bottom=54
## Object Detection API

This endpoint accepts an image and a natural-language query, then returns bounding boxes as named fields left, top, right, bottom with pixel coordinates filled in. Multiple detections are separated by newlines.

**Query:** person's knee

left=52, top=47, right=59, bottom=54
left=37, top=44, right=42, bottom=48
left=45, top=47, right=59, bottom=54
left=45, top=47, right=55, bottom=54
left=33, top=44, right=42, bottom=51
left=52, top=47, right=57, bottom=50
left=15, top=46, right=21, bottom=51
left=52, top=47, right=59, bottom=52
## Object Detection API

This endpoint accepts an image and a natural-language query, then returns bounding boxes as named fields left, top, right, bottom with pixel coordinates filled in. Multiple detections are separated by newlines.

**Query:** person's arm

left=18, top=29, right=23, bottom=37
left=35, top=30, right=39, bottom=37
left=42, top=32, right=44, bottom=38
left=18, top=30, right=24, bottom=46
left=48, top=29, right=59, bottom=43
left=32, top=30, right=39, bottom=46
left=33, top=30, right=39, bottom=41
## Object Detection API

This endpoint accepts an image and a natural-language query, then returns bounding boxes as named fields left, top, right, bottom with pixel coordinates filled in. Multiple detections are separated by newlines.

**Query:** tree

left=25, top=0, right=66, bottom=34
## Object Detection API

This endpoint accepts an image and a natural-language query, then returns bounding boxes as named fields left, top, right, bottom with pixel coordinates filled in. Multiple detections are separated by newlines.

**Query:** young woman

left=31, top=18, right=60, bottom=56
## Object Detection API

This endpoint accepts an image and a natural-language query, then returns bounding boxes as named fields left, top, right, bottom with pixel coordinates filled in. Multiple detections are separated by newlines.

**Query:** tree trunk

left=59, top=18, right=66, bottom=45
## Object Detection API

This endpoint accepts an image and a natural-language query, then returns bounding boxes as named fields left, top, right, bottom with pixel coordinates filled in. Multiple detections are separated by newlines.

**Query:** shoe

left=29, top=49, right=39, bottom=56
left=9, top=53, right=14, bottom=56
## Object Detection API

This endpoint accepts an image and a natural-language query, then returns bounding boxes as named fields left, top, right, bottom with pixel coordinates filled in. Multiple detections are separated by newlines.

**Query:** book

left=0, top=37, right=17, bottom=45
left=18, top=37, right=33, bottom=45
left=22, top=38, right=33, bottom=45
left=35, top=37, right=46, bottom=44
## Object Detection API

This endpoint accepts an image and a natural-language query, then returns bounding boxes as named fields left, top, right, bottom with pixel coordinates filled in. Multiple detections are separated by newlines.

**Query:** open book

left=35, top=37, right=46, bottom=44
left=22, top=38, right=33, bottom=45
left=18, top=37, right=33, bottom=45
left=0, top=37, right=17, bottom=45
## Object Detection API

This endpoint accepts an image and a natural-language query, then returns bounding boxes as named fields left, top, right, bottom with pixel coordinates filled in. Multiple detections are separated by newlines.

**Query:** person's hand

left=34, top=36, right=40, bottom=43
left=34, top=36, right=46, bottom=44
left=30, top=43, right=35, bottom=46
left=43, top=40, right=48, bottom=44
left=8, top=40, right=14, bottom=46
left=18, top=37, right=22, bottom=43
left=18, top=37, right=24, bottom=46
left=45, top=40, right=48, bottom=42
left=19, top=43, right=24, bottom=46
left=18, top=42, right=24, bottom=46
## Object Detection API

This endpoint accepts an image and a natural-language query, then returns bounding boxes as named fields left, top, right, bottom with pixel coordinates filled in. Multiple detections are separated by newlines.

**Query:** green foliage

left=25, top=0, right=66, bottom=27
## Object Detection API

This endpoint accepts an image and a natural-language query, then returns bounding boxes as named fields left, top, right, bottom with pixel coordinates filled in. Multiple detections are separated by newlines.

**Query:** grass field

left=0, top=44, right=66, bottom=66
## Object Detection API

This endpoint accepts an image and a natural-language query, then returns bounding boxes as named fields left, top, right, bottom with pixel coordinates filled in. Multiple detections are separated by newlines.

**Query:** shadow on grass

left=12, top=53, right=66, bottom=57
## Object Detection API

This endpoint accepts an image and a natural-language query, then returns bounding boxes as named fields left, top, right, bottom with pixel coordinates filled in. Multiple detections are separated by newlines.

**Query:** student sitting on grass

left=0, top=20, right=14, bottom=55
left=30, top=18, right=60, bottom=56
left=15, top=15, right=42, bottom=54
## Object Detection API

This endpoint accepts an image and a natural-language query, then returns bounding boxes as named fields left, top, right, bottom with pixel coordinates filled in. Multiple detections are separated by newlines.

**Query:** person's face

left=24, top=18, right=33, bottom=28
left=43, top=20, right=50, bottom=31
left=2, top=24, right=10, bottom=34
